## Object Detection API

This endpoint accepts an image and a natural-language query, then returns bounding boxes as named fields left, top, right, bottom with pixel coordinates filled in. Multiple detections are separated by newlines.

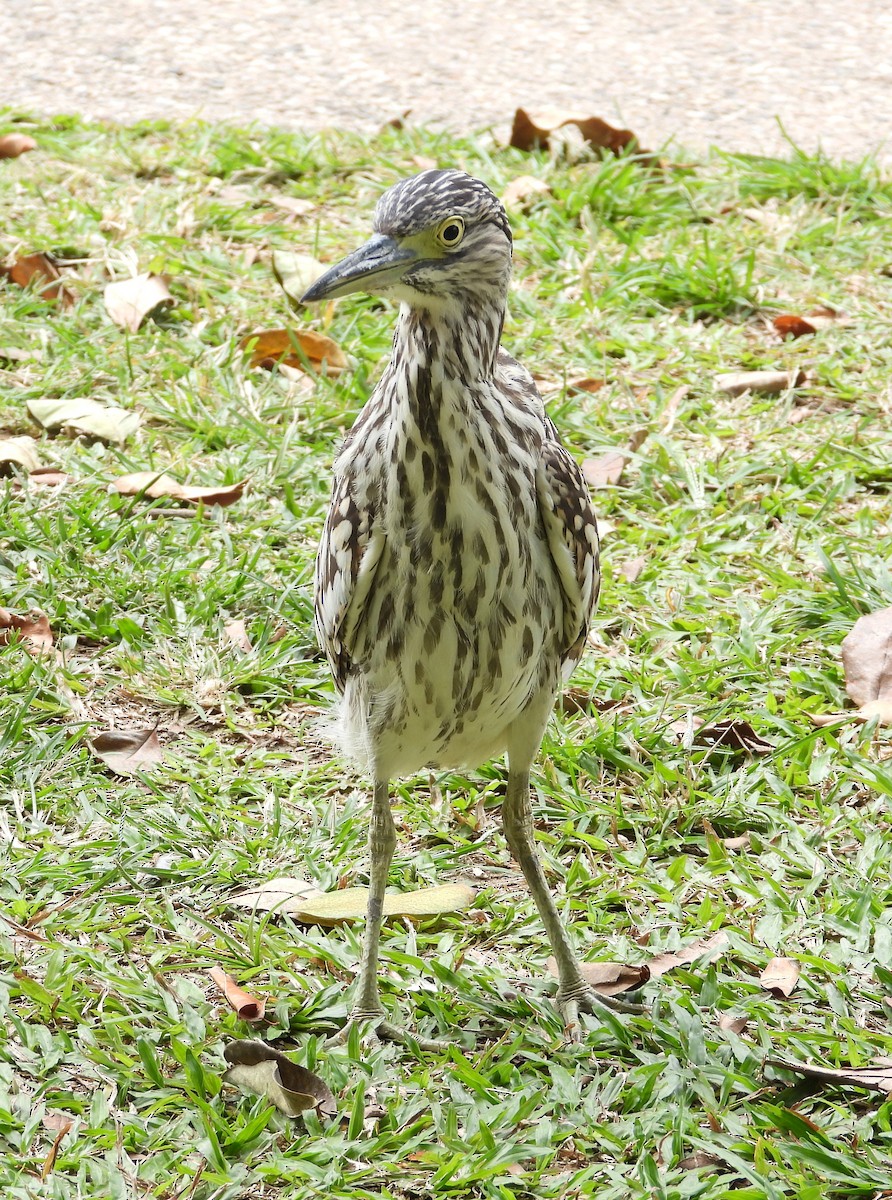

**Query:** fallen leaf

left=267, top=195, right=316, bottom=218
left=412, top=155, right=437, bottom=172
left=222, top=1040, right=336, bottom=1116
left=677, top=1151, right=722, bottom=1171
left=661, top=383, right=690, bottom=436
left=501, top=175, right=551, bottom=210
left=271, top=251, right=328, bottom=305
left=765, top=1057, right=892, bottom=1095
left=759, top=956, right=800, bottom=997
left=0, top=608, right=53, bottom=654
left=546, top=956, right=649, bottom=996
left=40, top=1113, right=74, bottom=1180
left=28, top=397, right=140, bottom=443
left=292, top=881, right=474, bottom=925
left=0, top=435, right=41, bottom=473
left=647, top=931, right=729, bottom=978
left=509, top=108, right=643, bottom=157
left=42, top=1113, right=75, bottom=1134
left=693, top=718, right=773, bottom=755
left=240, top=328, right=347, bottom=376
left=620, top=555, right=646, bottom=583
left=809, top=700, right=892, bottom=728
left=773, top=314, right=818, bottom=338
left=208, top=967, right=265, bottom=1021
left=715, top=369, right=807, bottom=396
left=228, top=876, right=321, bottom=913
left=721, top=833, right=751, bottom=851
left=28, top=468, right=70, bottom=487
left=90, top=728, right=164, bottom=776
left=567, top=377, right=607, bottom=395
left=0, top=133, right=37, bottom=159
left=582, top=450, right=627, bottom=488
left=841, top=607, right=892, bottom=706
left=2, top=252, right=74, bottom=305
left=104, top=274, right=174, bottom=332
left=111, top=471, right=245, bottom=507
left=224, top=618, right=253, bottom=653
left=718, top=1014, right=749, bottom=1034
left=0, top=346, right=29, bottom=363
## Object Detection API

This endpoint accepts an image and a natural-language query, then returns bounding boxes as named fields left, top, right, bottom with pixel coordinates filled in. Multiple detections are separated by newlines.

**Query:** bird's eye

left=436, top=217, right=465, bottom=248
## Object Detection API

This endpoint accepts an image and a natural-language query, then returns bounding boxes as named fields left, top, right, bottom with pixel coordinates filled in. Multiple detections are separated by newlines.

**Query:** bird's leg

left=327, top=780, right=446, bottom=1052
left=501, top=769, right=646, bottom=1039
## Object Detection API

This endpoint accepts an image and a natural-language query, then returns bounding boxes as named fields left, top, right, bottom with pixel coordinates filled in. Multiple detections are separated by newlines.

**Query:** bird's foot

left=325, top=1009, right=448, bottom=1053
left=557, top=984, right=648, bottom=1041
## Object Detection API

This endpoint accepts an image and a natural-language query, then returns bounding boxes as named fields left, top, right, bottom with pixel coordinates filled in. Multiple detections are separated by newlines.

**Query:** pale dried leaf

left=272, top=251, right=328, bottom=304
left=715, top=369, right=807, bottom=396
left=759, top=956, right=800, bottom=997
left=501, top=175, right=551, bottom=210
left=620, top=555, right=646, bottom=583
left=294, top=881, right=474, bottom=925
left=111, top=471, right=245, bottom=507
left=546, top=956, right=649, bottom=996
left=240, top=328, right=347, bottom=376
left=42, top=1113, right=75, bottom=1134
left=208, top=967, right=265, bottom=1021
left=647, top=931, right=729, bottom=978
left=0, top=607, right=53, bottom=654
left=104, top=274, right=174, bottom=332
left=766, top=1056, right=892, bottom=1094
left=661, top=384, right=690, bottom=435
left=268, top=196, right=316, bottom=218
left=693, top=718, right=773, bottom=755
left=228, top=876, right=322, bottom=913
left=841, top=607, right=892, bottom=706
left=224, top=618, right=253, bottom=653
left=582, top=450, right=627, bottom=488
left=90, top=728, right=164, bottom=776
left=677, top=1151, right=722, bottom=1171
left=223, top=1040, right=336, bottom=1116
left=0, top=435, right=40, bottom=473
left=718, top=1014, right=749, bottom=1034
left=28, top=468, right=70, bottom=487
left=0, top=133, right=37, bottom=158
left=28, top=397, right=140, bottom=443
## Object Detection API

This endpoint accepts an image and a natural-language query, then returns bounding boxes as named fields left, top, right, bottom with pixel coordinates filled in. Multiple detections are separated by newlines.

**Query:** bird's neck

left=395, top=296, right=506, bottom=382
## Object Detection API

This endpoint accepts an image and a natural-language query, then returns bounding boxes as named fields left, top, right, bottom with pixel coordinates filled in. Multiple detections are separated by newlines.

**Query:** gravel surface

left=6, top=0, right=892, bottom=159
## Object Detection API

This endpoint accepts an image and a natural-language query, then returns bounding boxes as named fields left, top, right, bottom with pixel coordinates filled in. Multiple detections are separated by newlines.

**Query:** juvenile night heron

left=303, top=169, right=634, bottom=1046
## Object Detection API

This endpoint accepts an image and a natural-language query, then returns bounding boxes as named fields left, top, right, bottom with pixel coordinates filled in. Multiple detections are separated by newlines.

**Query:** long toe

left=326, top=1013, right=448, bottom=1053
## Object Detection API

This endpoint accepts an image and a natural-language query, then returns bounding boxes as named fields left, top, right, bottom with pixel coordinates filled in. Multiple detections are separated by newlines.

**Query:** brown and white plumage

left=303, top=170, right=635, bottom=1046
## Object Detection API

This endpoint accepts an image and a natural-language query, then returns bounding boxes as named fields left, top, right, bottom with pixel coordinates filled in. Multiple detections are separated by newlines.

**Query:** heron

left=303, top=169, right=637, bottom=1047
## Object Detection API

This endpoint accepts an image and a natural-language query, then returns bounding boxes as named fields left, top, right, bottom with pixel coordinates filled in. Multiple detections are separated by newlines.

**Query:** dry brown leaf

left=0, top=133, right=37, bottom=159
left=2, top=252, right=74, bottom=305
left=224, top=618, right=253, bottom=653
left=721, top=833, right=751, bottom=851
left=661, top=383, right=690, bottom=436
left=693, top=718, right=773, bottom=755
left=718, top=1014, right=749, bottom=1034
left=809, top=700, right=892, bottom=728
left=111, top=471, right=245, bottom=507
left=759, top=956, right=800, bottom=997
left=28, top=468, right=71, bottom=487
left=240, top=328, right=347, bottom=376
left=41, top=1114, right=74, bottom=1180
left=677, top=1151, right=722, bottom=1171
left=567, top=377, right=607, bottom=395
left=0, top=435, right=41, bottom=473
left=766, top=1056, right=892, bottom=1095
left=509, top=108, right=643, bottom=156
left=0, top=607, right=53, bottom=654
left=501, top=175, right=551, bottom=210
left=773, top=314, right=818, bottom=339
left=582, top=450, right=627, bottom=488
left=715, top=369, right=807, bottom=397
left=208, top=967, right=265, bottom=1021
left=647, top=931, right=729, bottom=978
left=620, top=555, right=646, bottom=583
left=546, top=956, right=649, bottom=996
left=223, top=1040, right=336, bottom=1116
left=104, top=274, right=174, bottom=332
left=90, top=728, right=164, bottom=776
left=42, top=1112, right=75, bottom=1134
left=841, top=607, right=892, bottom=707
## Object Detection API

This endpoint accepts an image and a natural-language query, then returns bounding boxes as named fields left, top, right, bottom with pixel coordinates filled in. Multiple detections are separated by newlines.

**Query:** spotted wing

left=313, top=477, right=383, bottom=693
left=535, top=437, right=601, bottom=676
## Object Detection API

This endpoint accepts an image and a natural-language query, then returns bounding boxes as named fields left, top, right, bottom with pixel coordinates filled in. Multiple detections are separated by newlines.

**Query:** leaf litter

left=104, top=274, right=174, bottom=332
left=28, top=397, right=140, bottom=444
left=222, top=1040, right=336, bottom=1117
left=240, top=328, right=347, bottom=375
left=2, top=252, right=75, bottom=305
left=111, top=471, right=246, bottom=507
left=228, top=877, right=473, bottom=924
left=765, top=1057, right=892, bottom=1096
left=0, top=608, right=53, bottom=654
left=90, top=728, right=164, bottom=776
left=759, top=956, right=800, bottom=997
left=208, top=967, right=265, bottom=1021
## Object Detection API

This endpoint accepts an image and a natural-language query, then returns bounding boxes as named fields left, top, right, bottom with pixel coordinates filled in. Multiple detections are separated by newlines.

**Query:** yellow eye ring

left=436, top=216, right=465, bottom=249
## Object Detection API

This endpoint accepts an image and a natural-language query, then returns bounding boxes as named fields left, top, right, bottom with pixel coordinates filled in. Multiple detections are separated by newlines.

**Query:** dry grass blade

left=223, top=1040, right=336, bottom=1116
left=208, top=967, right=265, bottom=1021
left=90, top=728, right=164, bottom=776
left=104, top=274, right=174, bottom=332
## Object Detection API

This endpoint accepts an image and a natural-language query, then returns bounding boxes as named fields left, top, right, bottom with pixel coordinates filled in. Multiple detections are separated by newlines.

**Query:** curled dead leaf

left=647, top=931, right=729, bottom=978
left=224, top=618, right=253, bottom=653
left=208, top=967, right=265, bottom=1021
left=28, top=397, right=140, bottom=443
left=111, top=471, right=245, bottom=507
left=90, top=728, right=164, bottom=776
left=28, top=468, right=71, bottom=487
left=759, top=956, right=800, bottom=997
left=0, top=435, right=41, bottom=473
left=509, top=108, right=644, bottom=157
left=0, top=133, right=37, bottom=159
left=773, top=308, right=848, bottom=339
left=271, top=251, right=328, bottom=306
left=582, top=450, right=628, bottom=488
left=223, top=1040, right=336, bottom=1116
left=240, top=328, right=347, bottom=376
left=718, top=1014, right=749, bottom=1034
left=841, top=607, right=892, bottom=707
left=693, top=719, right=773, bottom=755
left=104, top=274, right=174, bottom=332
left=715, top=369, right=807, bottom=397
left=546, top=956, right=649, bottom=996
left=765, top=1056, right=892, bottom=1095
left=0, top=607, right=53, bottom=654
left=229, top=877, right=321, bottom=913
left=2, top=252, right=74, bottom=305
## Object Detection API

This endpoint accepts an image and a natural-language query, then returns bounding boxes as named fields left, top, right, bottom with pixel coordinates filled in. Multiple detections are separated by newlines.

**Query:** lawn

left=2, top=110, right=892, bottom=1199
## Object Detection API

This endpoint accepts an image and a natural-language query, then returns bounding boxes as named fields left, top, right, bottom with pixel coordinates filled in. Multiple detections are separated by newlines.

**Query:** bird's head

left=301, top=170, right=512, bottom=311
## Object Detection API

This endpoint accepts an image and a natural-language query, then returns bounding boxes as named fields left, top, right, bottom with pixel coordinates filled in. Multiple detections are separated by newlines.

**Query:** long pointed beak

left=301, top=233, right=418, bottom=303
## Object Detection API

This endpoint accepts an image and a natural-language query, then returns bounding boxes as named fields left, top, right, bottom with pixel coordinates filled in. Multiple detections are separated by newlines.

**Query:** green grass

left=3, top=109, right=892, bottom=1198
